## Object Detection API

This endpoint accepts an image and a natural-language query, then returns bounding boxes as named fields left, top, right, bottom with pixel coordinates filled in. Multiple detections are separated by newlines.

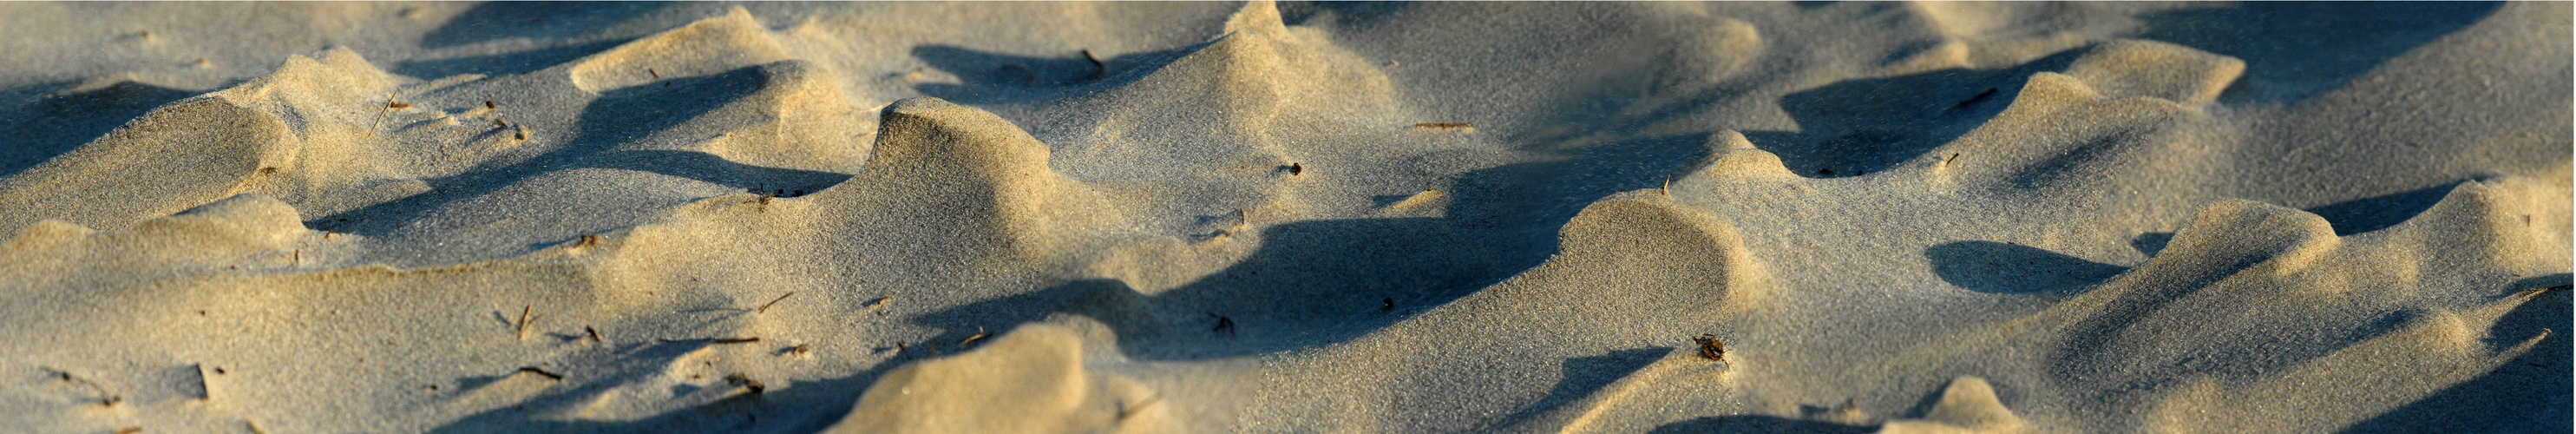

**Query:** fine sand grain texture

left=0, top=2, right=2566, bottom=433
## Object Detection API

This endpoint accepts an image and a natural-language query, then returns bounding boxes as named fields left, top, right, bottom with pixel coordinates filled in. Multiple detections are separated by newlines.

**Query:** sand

left=0, top=2, right=2566, bottom=432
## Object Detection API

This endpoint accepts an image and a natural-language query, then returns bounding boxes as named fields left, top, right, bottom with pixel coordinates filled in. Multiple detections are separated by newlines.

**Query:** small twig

left=711, top=337, right=761, bottom=345
left=960, top=327, right=989, bottom=346
left=516, top=306, right=534, bottom=340
left=196, top=365, right=212, bottom=400
left=586, top=326, right=603, bottom=344
left=366, top=93, right=398, bottom=136
left=1082, top=49, right=1107, bottom=77
left=1118, top=394, right=1163, bottom=421
left=755, top=292, right=796, bottom=313
left=517, top=366, right=563, bottom=380
left=724, top=373, right=764, bottom=393
left=41, top=367, right=118, bottom=406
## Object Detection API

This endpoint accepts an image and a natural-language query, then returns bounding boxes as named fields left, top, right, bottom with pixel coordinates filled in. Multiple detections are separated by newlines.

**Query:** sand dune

left=0, top=2, right=2565, bottom=433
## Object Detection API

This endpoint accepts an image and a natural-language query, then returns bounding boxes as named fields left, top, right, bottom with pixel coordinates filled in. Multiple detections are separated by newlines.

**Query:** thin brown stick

left=586, top=326, right=603, bottom=344
left=1118, top=394, right=1163, bottom=421
left=1082, top=49, right=1107, bottom=78
left=42, top=367, right=118, bottom=406
left=516, top=306, right=534, bottom=340
left=366, top=93, right=397, bottom=136
left=517, top=366, right=563, bottom=380
left=754, top=292, right=796, bottom=313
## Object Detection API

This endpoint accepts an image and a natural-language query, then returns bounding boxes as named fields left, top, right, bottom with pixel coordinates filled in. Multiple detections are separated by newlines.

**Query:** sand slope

left=0, top=2, right=2565, bottom=433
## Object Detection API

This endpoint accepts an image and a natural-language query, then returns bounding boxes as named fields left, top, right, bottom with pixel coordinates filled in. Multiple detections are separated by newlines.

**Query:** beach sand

left=0, top=2, right=2566, bottom=432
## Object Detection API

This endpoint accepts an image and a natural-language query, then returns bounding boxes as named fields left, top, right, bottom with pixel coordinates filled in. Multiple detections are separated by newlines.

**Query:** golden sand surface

left=0, top=2, right=2565, bottom=432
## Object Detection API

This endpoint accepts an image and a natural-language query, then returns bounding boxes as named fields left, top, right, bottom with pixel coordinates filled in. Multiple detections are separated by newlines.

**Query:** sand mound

left=832, top=323, right=1170, bottom=434
left=816, top=95, right=1124, bottom=272
left=0, top=49, right=425, bottom=233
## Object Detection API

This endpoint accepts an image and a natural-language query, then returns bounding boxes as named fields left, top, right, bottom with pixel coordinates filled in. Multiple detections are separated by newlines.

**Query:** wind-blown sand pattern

left=0, top=2, right=2566, bottom=433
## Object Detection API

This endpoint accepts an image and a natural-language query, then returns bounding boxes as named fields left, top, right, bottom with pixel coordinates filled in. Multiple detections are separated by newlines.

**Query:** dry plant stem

left=755, top=292, right=796, bottom=313
left=43, top=367, right=119, bottom=406
left=366, top=93, right=397, bottom=136
left=517, top=367, right=563, bottom=380
left=515, top=306, right=533, bottom=340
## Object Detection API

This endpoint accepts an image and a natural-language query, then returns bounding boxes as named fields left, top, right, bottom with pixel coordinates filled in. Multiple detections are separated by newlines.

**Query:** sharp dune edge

left=0, top=2, right=2565, bottom=433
